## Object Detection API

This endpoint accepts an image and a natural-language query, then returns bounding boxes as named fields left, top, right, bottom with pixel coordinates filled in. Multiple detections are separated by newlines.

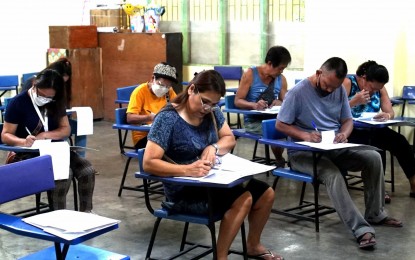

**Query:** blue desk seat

left=135, top=149, right=248, bottom=259
left=0, top=156, right=126, bottom=260
left=260, top=119, right=336, bottom=232
left=0, top=75, right=19, bottom=105
left=115, top=85, right=137, bottom=108
left=20, top=244, right=129, bottom=259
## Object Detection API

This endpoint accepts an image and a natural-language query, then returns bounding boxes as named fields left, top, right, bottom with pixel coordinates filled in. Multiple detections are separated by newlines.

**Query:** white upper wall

left=0, top=0, right=90, bottom=76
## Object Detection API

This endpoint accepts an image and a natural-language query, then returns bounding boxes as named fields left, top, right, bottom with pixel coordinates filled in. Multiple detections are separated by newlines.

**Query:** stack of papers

left=175, top=153, right=275, bottom=184
left=297, top=130, right=363, bottom=150
left=354, top=112, right=403, bottom=125
left=251, top=106, right=281, bottom=114
left=23, top=210, right=120, bottom=240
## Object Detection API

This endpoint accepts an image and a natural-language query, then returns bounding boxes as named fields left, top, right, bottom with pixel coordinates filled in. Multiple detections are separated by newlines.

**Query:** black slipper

left=410, top=192, right=415, bottom=198
left=357, top=233, right=376, bottom=249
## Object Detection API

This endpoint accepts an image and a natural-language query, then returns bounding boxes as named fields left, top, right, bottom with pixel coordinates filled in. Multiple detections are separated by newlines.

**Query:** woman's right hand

left=353, top=90, right=371, bottom=105
left=24, top=135, right=36, bottom=147
left=185, top=159, right=212, bottom=177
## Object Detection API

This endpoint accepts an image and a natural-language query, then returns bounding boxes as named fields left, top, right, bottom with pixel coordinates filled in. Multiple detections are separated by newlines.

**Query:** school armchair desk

left=259, top=119, right=336, bottom=232
left=0, top=155, right=128, bottom=260
left=135, top=148, right=249, bottom=259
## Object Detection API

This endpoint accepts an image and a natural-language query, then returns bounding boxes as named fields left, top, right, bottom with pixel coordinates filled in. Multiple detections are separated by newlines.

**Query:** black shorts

left=173, top=178, right=270, bottom=214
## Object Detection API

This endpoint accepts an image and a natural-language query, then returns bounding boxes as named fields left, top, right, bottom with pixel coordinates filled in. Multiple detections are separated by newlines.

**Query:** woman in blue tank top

left=343, top=60, right=415, bottom=202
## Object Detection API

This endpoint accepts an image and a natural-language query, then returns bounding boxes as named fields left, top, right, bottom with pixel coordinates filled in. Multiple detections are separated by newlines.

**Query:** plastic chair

left=214, top=66, right=243, bottom=127
left=225, top=95, right=270, bottom=164
left=0, top=123, right=79, bottom=213
left=111, top=108, right=162, bottom=196
left=115, top=85, right=137, bottom=108
left=260, top=119, right=336, bottom=232
left=0, top=75, right=19, bottom=106
left=135, top=149, right=248, bottom=259
left=0, top=155, right=129, bottom=260
left=21, top=72, right=38, bottom=88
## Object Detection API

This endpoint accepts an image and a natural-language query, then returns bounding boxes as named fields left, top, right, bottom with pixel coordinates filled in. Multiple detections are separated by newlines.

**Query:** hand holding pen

left=255, top=100, right=268, bottom=110
left=309, top=121, right=322, bottom=143
left=24, top=127, right=36, bottom=147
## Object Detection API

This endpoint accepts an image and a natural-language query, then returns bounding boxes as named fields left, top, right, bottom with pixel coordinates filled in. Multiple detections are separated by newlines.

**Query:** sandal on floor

left=410, top=192, right=415, bottom=198
left=357, top=233, right=376, bottom=249
left=248, top=249, right=284, bottom=260
left=385, top=192, right=391, bottom=204
left=369, top=217, right=403, bottom=227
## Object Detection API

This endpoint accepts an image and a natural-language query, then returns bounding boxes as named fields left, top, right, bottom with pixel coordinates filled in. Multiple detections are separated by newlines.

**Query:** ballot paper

left=69, top=107, right=94, bottom=136
left=251, top=106, right=281, bottom=114
left=23, top=209, right=120, bottom=240
left=175, top=153, right=275, bottom=184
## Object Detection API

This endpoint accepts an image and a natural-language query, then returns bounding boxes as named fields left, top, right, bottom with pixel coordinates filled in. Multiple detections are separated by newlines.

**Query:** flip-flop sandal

left=370, top=217, right=403, bottom=227
left=248, top=249, right=284, bottom=260
left=357, top=233, right=376, bottom=249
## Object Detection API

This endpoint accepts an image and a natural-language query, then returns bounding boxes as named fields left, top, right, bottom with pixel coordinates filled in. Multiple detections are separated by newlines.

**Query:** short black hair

left=265, top=46, right=292, bottom=67
left=356, top=60, right=389, bottom=84
left=321, top=57, right=348, bottom=79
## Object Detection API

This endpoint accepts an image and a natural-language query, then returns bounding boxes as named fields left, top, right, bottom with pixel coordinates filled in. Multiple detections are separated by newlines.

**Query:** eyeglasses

left=195, top=87, right=219, bottom=111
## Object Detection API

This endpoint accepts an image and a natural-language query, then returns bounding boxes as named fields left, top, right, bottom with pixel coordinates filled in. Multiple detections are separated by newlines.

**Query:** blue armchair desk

left=258, top=137, right=336, bottom=232
left=135, top=164, right=251, bottom=259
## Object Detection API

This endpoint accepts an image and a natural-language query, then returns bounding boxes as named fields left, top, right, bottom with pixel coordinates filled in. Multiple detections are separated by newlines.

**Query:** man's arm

left=235, top=69, right=268, bottom=110
left=271, top=75, right=288, bottom=107
left=276, top=120, right=321, bottom=143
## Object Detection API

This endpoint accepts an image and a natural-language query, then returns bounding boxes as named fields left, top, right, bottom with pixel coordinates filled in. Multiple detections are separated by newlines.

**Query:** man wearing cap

left=127, top=62, right=178, bottom=149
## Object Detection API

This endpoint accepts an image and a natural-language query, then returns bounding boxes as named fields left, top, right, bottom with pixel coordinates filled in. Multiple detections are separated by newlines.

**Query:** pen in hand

left=311, top=121, right=319, bottom=132
left=25, top=127, right=32, bottom=136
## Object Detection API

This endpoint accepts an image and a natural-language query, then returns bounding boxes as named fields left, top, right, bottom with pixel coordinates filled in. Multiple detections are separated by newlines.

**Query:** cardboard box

left=49, top=26, right=98, bottom=49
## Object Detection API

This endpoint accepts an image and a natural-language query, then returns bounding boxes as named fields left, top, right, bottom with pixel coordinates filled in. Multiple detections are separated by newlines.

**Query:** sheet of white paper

left=71, top=107, right=94, bottom=136
left=38, top=142, right=70, bottom=180
left=175, top=153, right=275, bottom=184
left=321, top=130, right=335, bottom=144
left=23, top=209, right=120, bottom=240
left=30, top=139, right=52, bottom=149
left=251, top=106, right=280, bottom=114
left=354, top=118, right=403, bottom=125
left=297, top=141, right=362, bottom=150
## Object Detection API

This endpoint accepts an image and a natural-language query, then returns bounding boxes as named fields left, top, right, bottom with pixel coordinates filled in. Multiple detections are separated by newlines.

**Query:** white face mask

left=31, top=88, right=53, bottom=106
left=151, top=83, right=169, bottom=97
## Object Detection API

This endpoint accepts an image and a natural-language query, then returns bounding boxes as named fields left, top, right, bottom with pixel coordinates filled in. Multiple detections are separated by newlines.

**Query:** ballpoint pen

left=25, top=127, right=31, bottom=136
left=311, top=121, right=318, bottom=132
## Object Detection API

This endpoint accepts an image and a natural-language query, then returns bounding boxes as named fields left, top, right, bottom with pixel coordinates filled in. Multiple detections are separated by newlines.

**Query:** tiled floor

left=1, top=120, right=415, bottom=259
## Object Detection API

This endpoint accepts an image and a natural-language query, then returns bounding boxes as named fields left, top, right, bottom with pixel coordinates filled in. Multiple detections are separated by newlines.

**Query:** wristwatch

left=211, top=143, right=220, bottom=155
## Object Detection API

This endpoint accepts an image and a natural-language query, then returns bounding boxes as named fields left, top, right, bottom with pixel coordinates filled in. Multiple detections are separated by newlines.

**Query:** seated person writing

left=127, top=62, right=177, bottom=149
left=143, top=70, right=283, bottom=260
left=276, top=57, right=402, bottom=249
left=235, top=46, right=291, bottom=167
left=1, top=69, right=96, bottom=213
left=343, top=60, right=415, bottom=201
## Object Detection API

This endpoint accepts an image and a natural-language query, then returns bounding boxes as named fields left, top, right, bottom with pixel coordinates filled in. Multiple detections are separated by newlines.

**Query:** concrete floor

left=1, top=120, right=415, bottom=260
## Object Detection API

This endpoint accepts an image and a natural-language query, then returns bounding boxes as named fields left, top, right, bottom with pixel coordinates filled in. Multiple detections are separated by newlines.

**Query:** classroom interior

left=1, top=0, right=415, bottom=259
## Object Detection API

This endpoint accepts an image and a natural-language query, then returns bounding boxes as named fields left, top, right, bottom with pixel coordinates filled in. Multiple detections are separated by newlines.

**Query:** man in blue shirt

left=276, top=57, right=402, bottom=249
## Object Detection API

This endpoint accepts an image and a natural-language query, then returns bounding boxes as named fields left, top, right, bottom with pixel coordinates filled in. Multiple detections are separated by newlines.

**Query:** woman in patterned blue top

left=344, top=61, right=415, bottom=201
left=144, top=70, right=283, bottom=260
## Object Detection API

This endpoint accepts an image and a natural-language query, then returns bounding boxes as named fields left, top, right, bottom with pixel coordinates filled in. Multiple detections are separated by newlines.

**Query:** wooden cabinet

left=47, top=48, right=104, bottom=119
left=98, top=32, right=183, bottom=121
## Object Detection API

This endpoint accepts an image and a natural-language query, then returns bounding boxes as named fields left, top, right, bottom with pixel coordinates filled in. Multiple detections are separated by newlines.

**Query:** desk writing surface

left=23, top=210, right=120, bottom=241
left=223, top=108, right=277, bottom=116
left=175, top=153, right=275, bottom=184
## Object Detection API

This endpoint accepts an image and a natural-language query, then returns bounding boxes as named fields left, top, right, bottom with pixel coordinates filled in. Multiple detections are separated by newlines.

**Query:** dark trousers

left=349, top=127, right=415, bottom=180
